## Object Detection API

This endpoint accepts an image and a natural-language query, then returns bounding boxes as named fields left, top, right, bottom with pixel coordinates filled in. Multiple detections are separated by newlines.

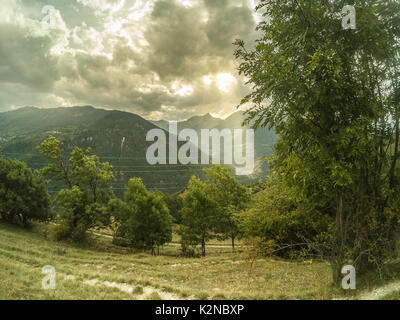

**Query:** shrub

left=49, top=221, right=72, bottom=241
left=0, top=157, right=51, bottom=227
left=238, top=180, right=330, bottom=257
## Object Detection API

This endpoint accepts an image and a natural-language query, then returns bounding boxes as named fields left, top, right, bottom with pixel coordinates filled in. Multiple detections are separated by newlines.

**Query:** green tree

left=69, top=147, right=114, bottom=203
left=113, top=178, right=173, bottom=254
left=38, top=136, right=72, bottom=188
left=39, top=137, right=114, bottom=241
left=180, top=176, right=218, bottom=257
left=163, top=193, right=183, bottom=224
left=0, top=157, right=51, bottom=227
left=235, top=0, right=400, bottom=282
left=204, top=165, right=251, bottom=249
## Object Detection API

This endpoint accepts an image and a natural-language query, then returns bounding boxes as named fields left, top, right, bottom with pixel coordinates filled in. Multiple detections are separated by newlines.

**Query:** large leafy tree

left=163, top=193, right=183, bottom=224
left=38, top=136, right=73, bottom=188
left=235, top=0, right=400, bottom=281
left=112, top=178, right=173, bottom=254
left=69, top=147, right=114, bottom=203
left=180, top=176, right=219, bottom=257
left=39, top=136, right=114, bottom=241
left=205, top=165, right=251, bottom=249
left=0, top=157, right=51, bottom=227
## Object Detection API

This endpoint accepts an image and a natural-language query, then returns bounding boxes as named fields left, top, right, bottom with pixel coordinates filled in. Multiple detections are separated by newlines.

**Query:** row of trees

left=37, top=136, right=174, bottom=253
left=106, top=165, right=250, bottom=257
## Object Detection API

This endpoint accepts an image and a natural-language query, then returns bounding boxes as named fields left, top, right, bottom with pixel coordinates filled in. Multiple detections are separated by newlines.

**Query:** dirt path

left=92, top=232, right=245, bottom=248
left=62, top=273, right=188, bottom=300
left=357, top=281, right=400, bottom=300
left=82, top=278, right=185, bottom=300
left=334, top=280, right=400, bottom=300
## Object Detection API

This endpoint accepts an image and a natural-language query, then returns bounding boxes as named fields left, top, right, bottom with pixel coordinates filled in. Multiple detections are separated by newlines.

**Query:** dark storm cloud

left=0, top=0, right=258, bottom=119
left=144, top=0, right=255, bottom=80
left=0, top=23, right=59, bottom=92
left=204, top=0, right=256, bottom=53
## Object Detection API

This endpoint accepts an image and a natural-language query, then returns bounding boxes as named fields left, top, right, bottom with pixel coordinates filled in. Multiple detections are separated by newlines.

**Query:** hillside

left=0, top=106, right=277, bottom=194
left=0, top=106, right=204, bottom=195
left=153, top=111, right=278, bottom=177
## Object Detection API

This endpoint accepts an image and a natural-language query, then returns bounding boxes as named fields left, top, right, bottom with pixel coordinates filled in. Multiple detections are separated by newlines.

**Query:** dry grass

left=0, top=222, right=339, bottom=300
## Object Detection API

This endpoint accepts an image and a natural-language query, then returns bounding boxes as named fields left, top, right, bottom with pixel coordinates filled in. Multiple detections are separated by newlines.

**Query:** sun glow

left=203, top=75, right=212, bottom=85
left=216, top=73, right=236, bottom=92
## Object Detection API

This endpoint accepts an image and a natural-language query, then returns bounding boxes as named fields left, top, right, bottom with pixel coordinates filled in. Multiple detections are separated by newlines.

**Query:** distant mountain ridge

left=0, top=106, right=277, bottom=194
left=152, top=110, right=278, bottom=175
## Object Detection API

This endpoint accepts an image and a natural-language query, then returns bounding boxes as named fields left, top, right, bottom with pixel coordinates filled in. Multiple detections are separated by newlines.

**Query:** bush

left=49, top=221, right=72, bottom=241
left=238, top=180, right=331, bottom=257
left=0, top=157, right=51, bottom=227
left=180, top=240, right=200, bottom=258
left=111, top=178, right=173, bottom=254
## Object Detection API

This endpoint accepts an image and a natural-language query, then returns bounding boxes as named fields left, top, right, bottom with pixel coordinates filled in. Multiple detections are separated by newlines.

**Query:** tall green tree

left=163, top=193, right=183, bottom=224
left=112, top=178, right=173, bottom=254
left=38, top=136, right=73, bottom=188
left=205, top=165, right=251, bottom=249
left=39, top=137, right=114, bottom=241
left=180, top=176, right=218, bottom=257
left=235, top=0, right=400, bottom=282
left=69, top=147, right=114, bottom=203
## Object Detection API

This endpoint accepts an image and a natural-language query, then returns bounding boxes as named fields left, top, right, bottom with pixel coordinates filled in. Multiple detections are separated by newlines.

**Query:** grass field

left=0, top=221, right=398, bottom=300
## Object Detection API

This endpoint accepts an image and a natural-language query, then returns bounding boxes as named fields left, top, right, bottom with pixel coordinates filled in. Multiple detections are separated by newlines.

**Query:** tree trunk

left=22, top=214, right=27, bottom=228
left=389, top=117, right=399, bottom=190
left=333, top=192, right=344, bottom=284
left=231, top=235, right=235, bottom=250
left=335, top=192, right=344, bottom=245
left=201, top=238, right=206, bottom=257
left=332, top=263, right=342, bottom=285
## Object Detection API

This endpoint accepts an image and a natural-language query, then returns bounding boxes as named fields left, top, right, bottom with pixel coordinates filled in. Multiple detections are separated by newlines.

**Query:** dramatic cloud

left=0, top=0, right=258, bottom=120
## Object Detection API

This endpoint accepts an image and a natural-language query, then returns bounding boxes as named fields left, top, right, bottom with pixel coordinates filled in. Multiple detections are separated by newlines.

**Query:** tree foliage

left=39, top=136, right=114, bottom=241
left=235, top=0, right=400, bottom=281
left=111, top=178, right=173, bottom=254
left=163, top=193, right=183, bottom=224
left=238, top=179, right=330, bottom=257
left=179, top=176, right=219, bottom=257
left=0, top=156, right=51, bottom=227
left=205, top=165, right=251, bottom=249
left=179, top=166, right=251, bottom=256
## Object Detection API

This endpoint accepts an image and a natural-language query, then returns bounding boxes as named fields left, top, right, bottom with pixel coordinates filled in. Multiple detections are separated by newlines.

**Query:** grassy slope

left=0, top=222, right=336, bottom=300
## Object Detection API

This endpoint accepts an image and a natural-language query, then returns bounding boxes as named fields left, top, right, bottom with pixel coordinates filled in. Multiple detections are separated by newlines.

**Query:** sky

left=0, top=0, right=260, bottom=120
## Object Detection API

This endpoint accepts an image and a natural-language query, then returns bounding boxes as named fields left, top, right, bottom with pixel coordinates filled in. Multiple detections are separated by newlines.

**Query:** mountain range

left=0, top=106, right=277, bottom=194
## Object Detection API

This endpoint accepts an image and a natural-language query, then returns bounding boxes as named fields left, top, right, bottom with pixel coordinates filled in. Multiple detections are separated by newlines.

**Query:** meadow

left=1, top=221, right=399, bottom=300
